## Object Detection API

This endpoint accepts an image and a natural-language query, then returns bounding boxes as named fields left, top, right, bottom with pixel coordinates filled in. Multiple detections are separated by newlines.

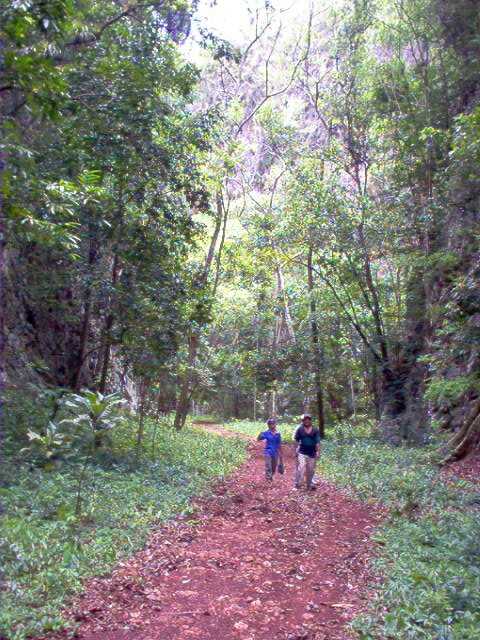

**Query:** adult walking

left=294, top=414, right=320, bottom=491
left=257, top=418, right=284, bottom=481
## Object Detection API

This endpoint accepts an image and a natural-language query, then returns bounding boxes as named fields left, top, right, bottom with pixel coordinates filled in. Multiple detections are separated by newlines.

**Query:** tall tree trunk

left=173, top=192, right=225, bottom=431
left=349, top=371, right=357, bottom=421
left=357, top=224, right=389, bottom=363
left=136, top=378, right=148, bottom=449
left=253, top=314, right=259, bottom=421
left=379, top=270, right=428, bottom=440
left=74, top=293, right=92, bottom=392
left=272, top=240, right=296, bottom=344
left=73, top=234, right=98, bottom=391
left=99, top=190, right=124, bottom=393
left=307, top=246, right=325, bottom=438
left=98, top=252, right=121, bottom=393
left=326, top=386, right=343, bottom=422
left=233, top=389, right=240, bottom=418
left=0, top=148, right=6, bottom=484
left=270, top=384, right=277, bottom=419
left=174, top=333, right=198, bottom=431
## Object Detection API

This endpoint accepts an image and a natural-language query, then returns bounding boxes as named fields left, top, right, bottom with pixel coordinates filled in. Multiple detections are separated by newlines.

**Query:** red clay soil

left=42, top=427, right=380, bottom=640
left=442, top=449, right=480, bottom=486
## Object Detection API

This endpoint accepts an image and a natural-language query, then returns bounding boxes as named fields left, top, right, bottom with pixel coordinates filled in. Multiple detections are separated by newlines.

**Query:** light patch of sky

left=196, top=0, right=263, bottom=46
left=187, top=0, right=312, bottom=61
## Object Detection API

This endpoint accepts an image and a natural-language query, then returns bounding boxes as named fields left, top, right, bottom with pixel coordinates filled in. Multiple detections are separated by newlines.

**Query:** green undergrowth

left=320, top=424, right=480, bottom=640
left=219, top=418, right=296, bottom=442
left=0, top=418, right=247, bottom=640
left=190, top=414, right=220, bottom=424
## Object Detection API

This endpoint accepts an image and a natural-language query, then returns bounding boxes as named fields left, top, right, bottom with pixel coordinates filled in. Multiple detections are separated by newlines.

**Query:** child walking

left=257, top=418, right=284, bottom=481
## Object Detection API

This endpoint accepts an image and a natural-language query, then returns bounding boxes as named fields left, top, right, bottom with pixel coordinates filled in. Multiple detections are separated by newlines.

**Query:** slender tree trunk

left=270, top=385, right=277, bottom=419
left=73, top=235, right=98, bottom=391
left=213, top=193, right=229, bottom=294
left=349, top=371, right=357, bottom=421
left=272, top=240, right=296, bottom=344
left=98, top=253, right=121, bottom=393
left=99, top=189, right=124, bottom=393
left=136, top=378, right=148, bottom=449
left=253, top=314, right=259, bottom=421
left=357, top=224, right=389, bottom=363
left=307, top=246, right=325, bottom=438
left=156, top=388, right=163, bottom=418
left=233, top=389, right=240, bottom=418
left=379, top=269, right=428, bottom=437
left=173, top=192, right=225, bottom=431
left=174, top=333, right=198, bottom=431
left=369, top=359, right=381, bottom=421
left=0, top=148, right=6, bottom=484
left=74, top=295, right=92, bottom=391
left=326, top=386, right=343, bottom=422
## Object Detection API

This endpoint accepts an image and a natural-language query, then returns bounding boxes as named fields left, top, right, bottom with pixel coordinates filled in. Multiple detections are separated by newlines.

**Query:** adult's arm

left=314, top=430, right=321, bottom=457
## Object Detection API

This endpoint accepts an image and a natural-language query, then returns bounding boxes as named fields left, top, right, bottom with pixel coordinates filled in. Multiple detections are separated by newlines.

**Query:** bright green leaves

left=2, top=0, right=218, bottom=393
left=1, top=1, right=74, bottom=114
left=322, top=426, right=480, bottom=640
left=22, top=390, right=126, bottom=466
left=1, top=417, right=247, bottom=639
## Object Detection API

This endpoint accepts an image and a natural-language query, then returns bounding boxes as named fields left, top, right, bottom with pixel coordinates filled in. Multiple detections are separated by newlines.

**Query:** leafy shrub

left=4, top=386, right=59, bottom=459
left=424, top=375, right=479, bottom=405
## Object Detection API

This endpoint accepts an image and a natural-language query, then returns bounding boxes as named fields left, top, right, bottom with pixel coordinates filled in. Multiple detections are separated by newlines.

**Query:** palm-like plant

left=62, top=391, right=126, bottom=449
left=60, top=391, right=126, bottom=516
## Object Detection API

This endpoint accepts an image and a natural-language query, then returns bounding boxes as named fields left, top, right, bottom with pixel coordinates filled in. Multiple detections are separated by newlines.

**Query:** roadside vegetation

left=320, top=424, right=480, bottom=640
left=1, top=399, right=246, bottom=640
left=215, top=418, right=296, bottom=443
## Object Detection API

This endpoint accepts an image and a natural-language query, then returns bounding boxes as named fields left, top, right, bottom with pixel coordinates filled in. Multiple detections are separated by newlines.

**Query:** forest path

left=49, top=426, right=379, bottom=640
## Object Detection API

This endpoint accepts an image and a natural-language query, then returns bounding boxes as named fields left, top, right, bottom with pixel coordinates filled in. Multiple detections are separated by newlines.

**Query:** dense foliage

left=2, top=0, right=480, bottom=457
left=1, top=1, right=480, bottom=638
left=189, top=0, right=480, bottom=459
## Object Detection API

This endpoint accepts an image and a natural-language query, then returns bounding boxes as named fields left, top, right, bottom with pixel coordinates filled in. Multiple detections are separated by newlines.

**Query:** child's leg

left=271, top=453, right=278, bottom=475
left=264, top=454, right=274, bottom=480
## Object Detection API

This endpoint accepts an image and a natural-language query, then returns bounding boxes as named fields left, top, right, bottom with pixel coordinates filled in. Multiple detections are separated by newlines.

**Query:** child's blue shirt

left=258, top=430, right=281, bottom=457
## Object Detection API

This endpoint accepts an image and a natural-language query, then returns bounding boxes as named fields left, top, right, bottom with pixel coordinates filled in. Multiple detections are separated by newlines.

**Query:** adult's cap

left=301, top=414, right=312, bottom=420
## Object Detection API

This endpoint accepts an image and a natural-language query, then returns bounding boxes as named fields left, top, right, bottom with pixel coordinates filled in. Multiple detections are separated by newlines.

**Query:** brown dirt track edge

left=40, top=424, right=381, bottom=640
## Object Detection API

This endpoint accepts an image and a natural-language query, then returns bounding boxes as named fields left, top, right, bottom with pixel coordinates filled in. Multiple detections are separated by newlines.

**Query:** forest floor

left=442, top=448, right=480, bottom=486
left=43, top=425, right=381, bottom=640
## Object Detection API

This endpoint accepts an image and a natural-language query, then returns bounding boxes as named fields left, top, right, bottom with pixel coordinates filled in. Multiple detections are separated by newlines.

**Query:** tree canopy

left=2, top=0, right=480, bottom=459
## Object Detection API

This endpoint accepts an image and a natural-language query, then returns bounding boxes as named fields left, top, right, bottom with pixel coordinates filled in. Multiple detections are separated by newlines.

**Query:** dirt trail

left=47, top=426, right=380, bottom=640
